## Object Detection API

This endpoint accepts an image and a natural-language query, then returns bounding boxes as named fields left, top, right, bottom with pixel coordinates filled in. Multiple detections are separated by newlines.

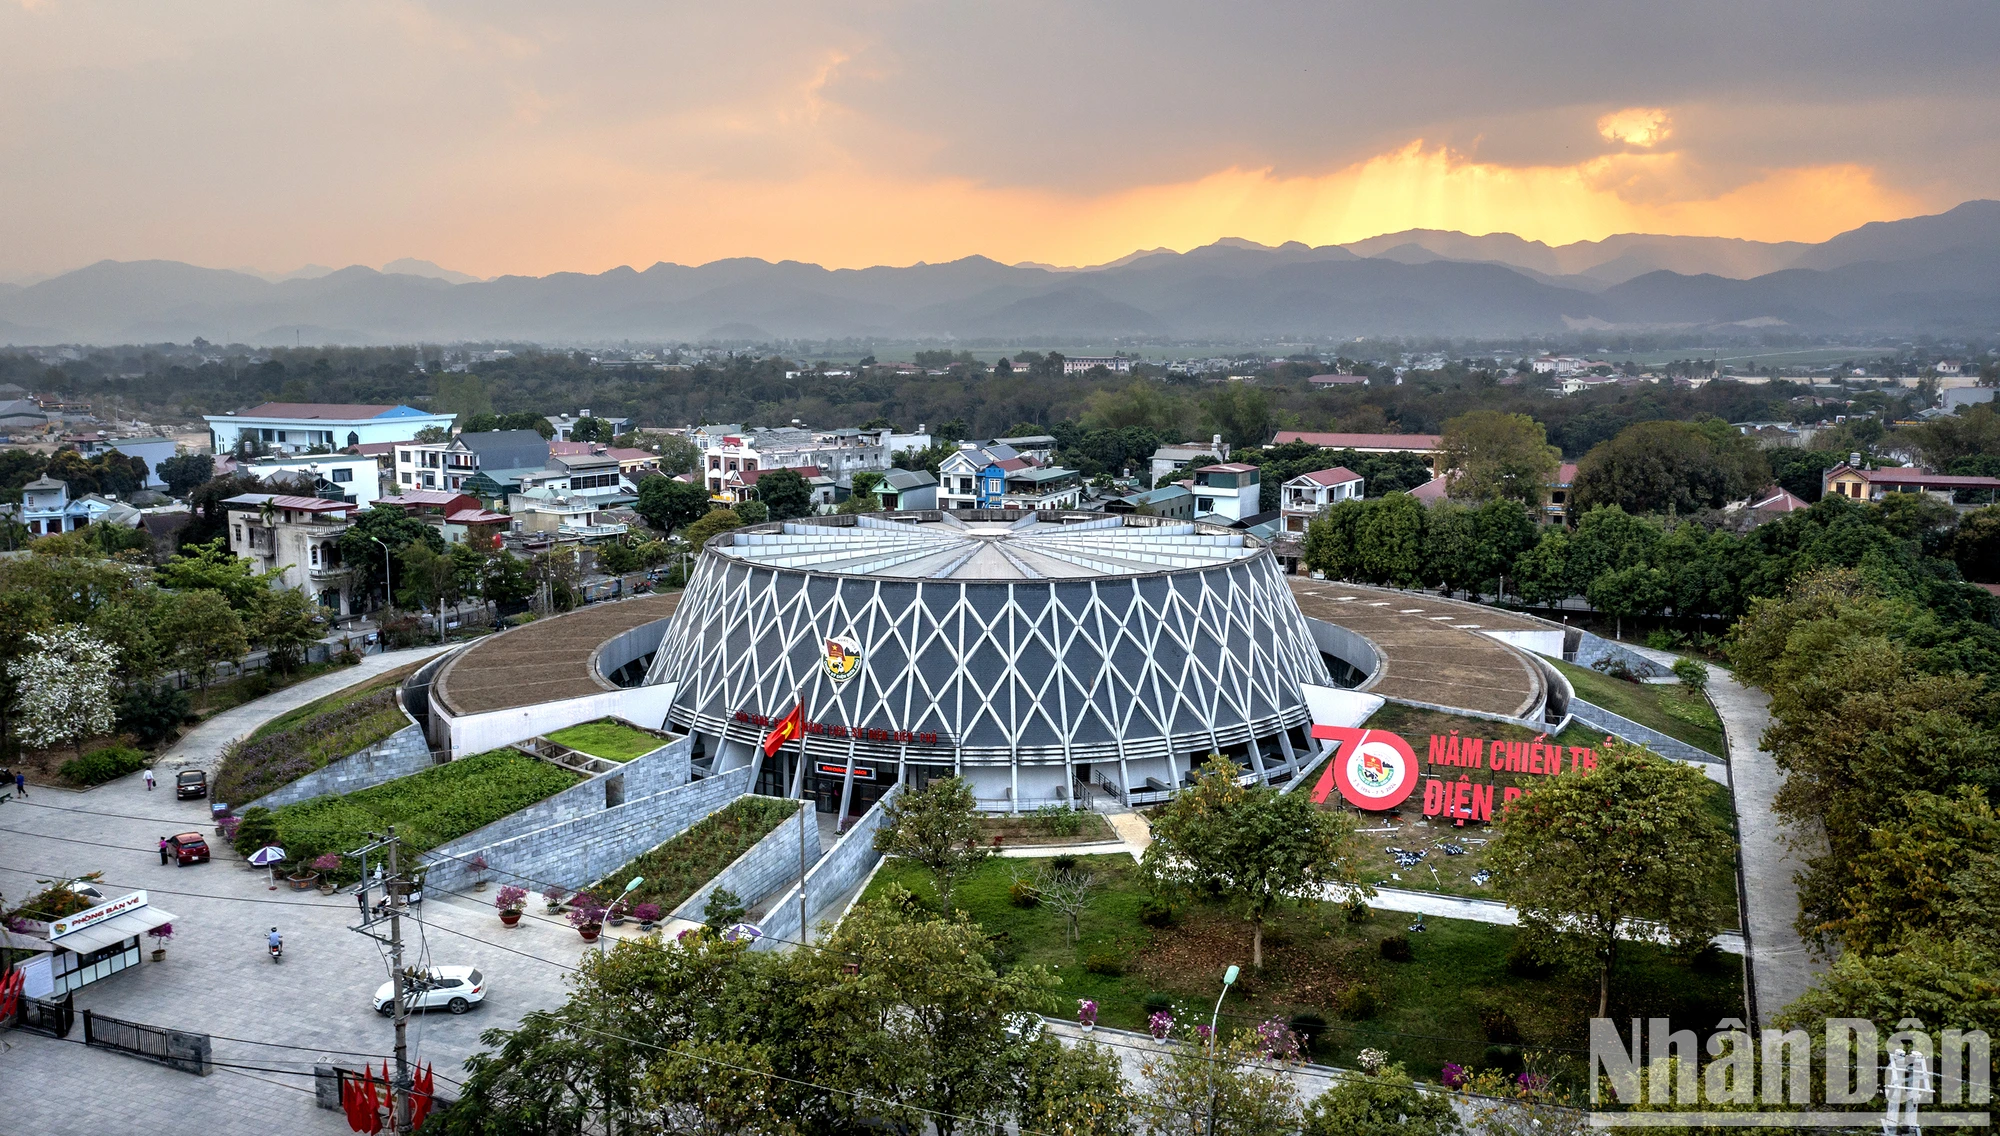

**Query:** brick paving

left=0, top=697, right=605, bottom=1135
left=1286, top=580, right=1544, bottom=718
left=434, top=593, right=681, bottom=715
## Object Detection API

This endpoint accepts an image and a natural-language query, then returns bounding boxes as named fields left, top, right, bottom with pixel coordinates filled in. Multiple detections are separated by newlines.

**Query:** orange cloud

left=1598, top=107, right=1672, bottom=147
left=497, top=139, right=1927, bottom=274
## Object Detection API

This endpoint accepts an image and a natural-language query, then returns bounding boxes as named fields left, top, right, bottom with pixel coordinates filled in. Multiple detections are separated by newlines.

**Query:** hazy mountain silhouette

left=4, top=203, right=1997, bottom=344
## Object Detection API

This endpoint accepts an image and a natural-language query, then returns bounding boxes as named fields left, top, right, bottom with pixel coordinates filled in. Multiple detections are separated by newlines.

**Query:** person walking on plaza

left=144, top=767, right=156, bottom=791
left=14, top=771, right=26, bottom=798
left=160, top=836, right=171, bottom=865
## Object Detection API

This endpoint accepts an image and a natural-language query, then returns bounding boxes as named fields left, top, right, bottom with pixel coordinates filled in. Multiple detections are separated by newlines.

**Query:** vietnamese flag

left=762, top=703, right=805, bottom=757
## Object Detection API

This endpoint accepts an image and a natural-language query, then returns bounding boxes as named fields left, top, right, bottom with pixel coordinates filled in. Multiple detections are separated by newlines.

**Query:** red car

left=168, top=832, right=210, bottom=865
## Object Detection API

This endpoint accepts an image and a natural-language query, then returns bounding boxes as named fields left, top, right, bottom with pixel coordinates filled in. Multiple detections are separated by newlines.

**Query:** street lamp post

left=1206, top=964, right=1239, bottom=1136
left=369, top=536, right=391, bottom=615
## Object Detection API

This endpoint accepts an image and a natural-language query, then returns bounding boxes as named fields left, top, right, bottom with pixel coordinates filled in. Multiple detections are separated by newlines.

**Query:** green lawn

left=545, top=720, right=670, bottom=762
left=864, top=855, right=1743, bottom=1080
left=588, top=796, right=800, bottom=913
left=265, top=749, right=582, bottom=884
left=1553, top=659, right=1726, bottom=756
left=248, top=662, right=418, bottom=742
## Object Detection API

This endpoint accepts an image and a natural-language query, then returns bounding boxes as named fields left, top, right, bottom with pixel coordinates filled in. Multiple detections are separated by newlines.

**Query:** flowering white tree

left=9, top=626, right=119, bottom=757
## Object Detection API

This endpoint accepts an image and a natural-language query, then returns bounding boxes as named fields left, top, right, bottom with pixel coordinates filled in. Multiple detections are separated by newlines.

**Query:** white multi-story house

left=223, top=453, right=382, bottom=508
left=1280, top=467, right=1363, bottom=533
left=1149, top=436, right=1231, bottom=484
left=220, top=493, right=359, bottom=615
left=393, top=430, right=550, bottom=493
left=14, top=476, right=140, bottom=535
left=205, top=402, right=455, bottom=455
left=1060, top=356, right=1135, bottom=375
left=935, top=443, right=1081, bottom=511
left=699, top=426, right=894, bottom=498
left=1191, top=463, right=1260, bottom=524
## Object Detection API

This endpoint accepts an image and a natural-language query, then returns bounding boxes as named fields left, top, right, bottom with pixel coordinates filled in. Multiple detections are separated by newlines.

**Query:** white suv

left=373, top=966, right=486, bottom=1015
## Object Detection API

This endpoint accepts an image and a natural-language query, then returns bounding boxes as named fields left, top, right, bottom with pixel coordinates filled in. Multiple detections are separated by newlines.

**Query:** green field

left=1553, top=659, right=1725, bottom=756
left=546, top=719, right=669, bottom=762
left=863, top=854, right=1742, bottom=1079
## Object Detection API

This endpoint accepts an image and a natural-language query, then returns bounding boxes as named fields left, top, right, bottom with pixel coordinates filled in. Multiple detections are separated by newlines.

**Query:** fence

left=82, top=1009, right=212, bottom=1075
left=12, top=994, right=73, bottom=1038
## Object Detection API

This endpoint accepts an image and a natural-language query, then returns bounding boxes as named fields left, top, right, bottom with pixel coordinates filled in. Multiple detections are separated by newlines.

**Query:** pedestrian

left=160, top=836, right=171, bottom=866
left=144, top=767, right=156, bottom=791
left=14, top=771, right=25, bottom=799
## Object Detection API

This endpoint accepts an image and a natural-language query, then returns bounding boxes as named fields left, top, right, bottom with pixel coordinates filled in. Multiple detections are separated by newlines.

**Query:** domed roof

left=713, top=513, right=1260, bottom=580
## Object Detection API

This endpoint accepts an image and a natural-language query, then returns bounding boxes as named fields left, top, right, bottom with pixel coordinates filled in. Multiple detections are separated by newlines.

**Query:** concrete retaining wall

left=435, top=683, right=681, bottom=759
left=1569, top=699, right=1721, bottom=766
left=667, top=800, right=819, bottom=925
left=1569, top=631, right=1673, bottom=679
left=1303, top=617, right=1380, bottom=688
left=758, top=782, right=902, bottom=948
left=243, top=724, right=433, bottom=812
left=591, top=619, right=673, bottom=687
left=424, top=761, right=749, bottom=896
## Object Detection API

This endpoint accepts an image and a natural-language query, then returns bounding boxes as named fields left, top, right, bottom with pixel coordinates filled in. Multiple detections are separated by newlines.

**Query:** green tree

left=754, top=469, right=814, bottom=521
left=654, top=435, right=700, bottom=477
left=734, top=500, right=769, bottom=524
left=1954, top=505, right=2000, bottom=583
left=1017, top=1034, right=1136, bottom=1136
left=569, top=416, right=610, bottom=443
left=803, top=889, right=1055, bottom=1136
left=1202, top=384, right=1276, bottom=448
left=156, top=451, right=215, bottom=497
left=1138, top=1027, right=1304, bottom=1136
left=836, top=491, right=881, bottom=515
left=1356, top=493, right=1429, bottom=588
left=1778, top=933, right=2000, bottom=1041
left=479, top=550, right=531, bottom=611
left=873, top=776, right=989, bottom=912
left=1143, top=756, right=1365, bottom=968
left=1489, top=744, right=1729, bottom=1015
left=635, top=475, right=709, bottom=535
left=338, top=505, right=445, bottom=611
left=595, top=537, right=642, bottom=576
left=1585, top=563, right=1667, bottom=640
left=1570, top=419, right=1769, bottom=515
left=680, top=507, right=744, bottom=550
left=1304, top=1063, right=1462, bottom=1136
left=157, top=589, right=248, bottom=696
left=250, top=587, right=322, bottom=674
left=1438, top=410, right=1560, bottom=507
left=1303, top=499, right=1365, bottom=580
left=159, top=537, right=274, bottom=611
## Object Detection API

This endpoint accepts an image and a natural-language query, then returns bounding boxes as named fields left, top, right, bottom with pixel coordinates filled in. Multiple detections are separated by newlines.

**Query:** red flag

left=411, top=1063, right=434, bottom=1129
left=341, top=1076, right=361, bottom=1131
left=761, top=702, right=804, bottom=758
left=0, top=969, right=22, bottom=1019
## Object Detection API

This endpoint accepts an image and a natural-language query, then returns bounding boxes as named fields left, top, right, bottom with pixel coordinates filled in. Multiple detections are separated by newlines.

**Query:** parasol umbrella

left=248, top=844, right=286, bottom=889
left=722, top=923, right=763, bottom=943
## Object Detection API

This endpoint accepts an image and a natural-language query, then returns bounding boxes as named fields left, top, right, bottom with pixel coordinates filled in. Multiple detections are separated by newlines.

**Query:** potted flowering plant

left=1357, top=1047, right=1389, bottom=1075
left=542, top=885, right=566, bottom=913
left=469, top=854, right=490, bottom=892
left=147, top=923, right=173, bottom=961
left=494, top=885, right=528, bottom=927
left=312, top=854, right=342, bottom=894
left=632, top=902, right=660, bottom=931
left=606, top=900, right=628, bottom=928
left=1077, top=999, right=1097, bottom=1032
left=566, top=892, right=606, bottom=942
left=1147, top=1010, right=1175, bottom=1042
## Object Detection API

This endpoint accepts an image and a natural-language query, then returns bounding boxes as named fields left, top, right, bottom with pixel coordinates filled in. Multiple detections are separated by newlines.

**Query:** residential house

left=220, top=494, right=359, bottom=615
left=990, top=435, right=1058, bottom=464
left=1306, top=374, right=1367, bottom=389
left=1822, top=463, right=2000, bottom=505
left=1279, top=467, right=1363, bottom=534
left=205, top=402, right=455, bottom=455
left=14, top=476, right=142, bottom=534
left=1935, top=359, right=1965, bottom=377
left=605, top=447, right=660, bottom=478
left=66, top=435, right=178, bottom=488
left=996, top=465, right=1083, bottom=511
left=394, top=429, right=550, bottom=492
left=377, top=489, right=512, bottom=546
left=699, top=426, right=895, bottom=498
left=876, top=469, right=938, bottom=511
left=725, top=466, right=838, bottom=512
left=508, top=491, right=628, bottom=540
left=1191, top=463, right=1260, bottom=523
left=1545, top=463, right=1579, bottom=526
left=0, top=399, right=49, bottom=433
left=223, top=453, right=381, bottom=508
left=1105, top=484, right=1194, bottom=519
left=1149, top=437, right=1231, bottom=484
left=545, top=410, right=633, bottom=441
left=1060, top=356, right=1134, bottom=375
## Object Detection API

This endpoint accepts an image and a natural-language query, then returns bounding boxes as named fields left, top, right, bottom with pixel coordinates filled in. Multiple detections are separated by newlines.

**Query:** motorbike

left=268, top=933, right=283, bottom=964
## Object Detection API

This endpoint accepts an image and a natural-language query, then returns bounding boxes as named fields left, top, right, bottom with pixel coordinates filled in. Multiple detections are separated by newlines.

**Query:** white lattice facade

left=643, top=511, right=1332, bottom=812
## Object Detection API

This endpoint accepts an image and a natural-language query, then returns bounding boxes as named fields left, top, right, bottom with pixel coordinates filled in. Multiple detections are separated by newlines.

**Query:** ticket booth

left=43, top=890, right=176, bottom=996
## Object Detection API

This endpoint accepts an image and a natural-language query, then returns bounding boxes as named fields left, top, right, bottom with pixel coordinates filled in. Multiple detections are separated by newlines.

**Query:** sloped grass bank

left=590, top=796, right=800, bottom=913
left=545, top=719, right=668, bottom=763
left=260, top=749, right=581, bottom=884
left=1553, top=658, right=1725, bottom=756
left=214, top=664, right=420, bottom=804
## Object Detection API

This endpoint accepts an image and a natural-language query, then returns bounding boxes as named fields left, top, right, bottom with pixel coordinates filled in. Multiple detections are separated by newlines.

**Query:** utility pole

left=350, top=827, right=416, bottom=1135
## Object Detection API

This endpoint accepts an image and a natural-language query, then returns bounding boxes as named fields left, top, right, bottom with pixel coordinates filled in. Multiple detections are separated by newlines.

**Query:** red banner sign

left=735, top=709, right=940, bottom=746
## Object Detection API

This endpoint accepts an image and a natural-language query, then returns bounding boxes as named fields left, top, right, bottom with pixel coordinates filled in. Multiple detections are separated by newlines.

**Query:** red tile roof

left=1408, top=475, right=1451, bottom=502
left=548, top=440, right=602, bottom=456
left=1750, top=487, right=1809, bottom=512
left=1306, top=374, right=1367, bottom=385
left=738, top=465, right=822, bottom=484
left=1291, top=466, right=1362, bottom=486
left=345, top=441, right=407, bottom=456
left=1842, top=466, right=2000, bottom=489
left=1199, top=462, right=1260, bottom=473
left=236, top=402, right=400, bottom=419
left=1555, top=462, right=1579, bottom=485
left=1271, top=431, right=1441, bottom=451
left=446, top=508, right=511, bottom=525
left=605, top=448, right=655, bottom=462
left=392, top=490, right=475, bottom=508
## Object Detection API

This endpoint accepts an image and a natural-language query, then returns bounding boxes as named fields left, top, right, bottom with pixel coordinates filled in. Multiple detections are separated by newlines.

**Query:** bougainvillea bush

left=213, top=687, right=408, bottom=804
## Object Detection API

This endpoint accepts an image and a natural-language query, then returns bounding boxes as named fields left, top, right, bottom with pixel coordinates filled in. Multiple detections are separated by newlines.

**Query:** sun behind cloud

left=1598, top=107, right=1673, bottom=148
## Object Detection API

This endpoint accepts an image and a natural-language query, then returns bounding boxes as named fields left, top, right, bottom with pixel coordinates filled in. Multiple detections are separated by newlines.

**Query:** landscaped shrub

left=213, top=687, right=407, bottom=804
left=1478, top=1005, right=1522, bottom=1043
left=1032, top=803, right=1085, bottom=838
left=1342, top=896, right=1372, bottom=924
left=700, top=888, right=744, bottom=932
left=1008, top=878, right=1040, bottom=907
left=1289, top=1011, right=1329, bottom=1055
left=1672, top=656, right=1710, bottom=692
left=1143, top=992, right=1176, bottom=1018
left=58, top=745, right=148, bottom=786
left=267, top=749, right=580, bottom=883
left=1379, top=933, right=1412, bottom=962
left=591, top=797, right=799, bottom=913
left=1336, top=984, right=1379, bottom=1020
left=1083, top=950, right=1125, bottom=976
left=1504, top=938, right=1555, bottom=978
left=1137, top=895, right=1178, bottom=927
left=232, top=806, right=281, bottom=858
left=117, top=684, right=191, bottom=746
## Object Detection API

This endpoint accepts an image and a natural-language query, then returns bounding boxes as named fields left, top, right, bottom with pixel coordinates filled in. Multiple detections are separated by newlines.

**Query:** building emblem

left=824, top=634, right=862, bottom=682
left=1310, top=726, right=1418, bottom=810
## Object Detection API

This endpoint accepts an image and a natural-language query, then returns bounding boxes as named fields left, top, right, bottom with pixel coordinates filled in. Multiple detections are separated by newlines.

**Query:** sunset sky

left=3, top=1, right=1996, bottom=280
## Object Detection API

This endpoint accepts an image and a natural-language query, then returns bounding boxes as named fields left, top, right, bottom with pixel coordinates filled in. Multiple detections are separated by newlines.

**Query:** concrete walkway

left=158, top=645, right=455, bottom=775
left=1337, top=884, right=1747, bottom=954
left=1707, top=662, right=1823, bottom=1027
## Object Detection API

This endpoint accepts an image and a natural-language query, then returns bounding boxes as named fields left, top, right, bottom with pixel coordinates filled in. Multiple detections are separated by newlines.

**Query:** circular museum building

left=643, top=511, right=1335, bottom=817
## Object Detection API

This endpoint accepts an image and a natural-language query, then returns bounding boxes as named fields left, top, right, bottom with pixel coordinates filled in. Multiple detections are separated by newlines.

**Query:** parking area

left=0, top=768, right=594, bottom=1134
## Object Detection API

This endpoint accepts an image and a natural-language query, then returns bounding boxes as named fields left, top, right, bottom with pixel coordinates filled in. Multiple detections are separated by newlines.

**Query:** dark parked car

left=167, top=832, right=210, bottom=865
left=175, top=769, right=207, bottom=799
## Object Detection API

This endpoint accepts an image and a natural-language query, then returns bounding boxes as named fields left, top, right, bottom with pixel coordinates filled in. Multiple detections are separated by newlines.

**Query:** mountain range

left=5, top=202, right=1999, bottom=345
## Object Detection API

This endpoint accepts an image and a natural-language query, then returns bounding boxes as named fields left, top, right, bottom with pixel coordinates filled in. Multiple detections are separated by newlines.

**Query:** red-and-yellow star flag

left=762, top=702, right=805, bottom=757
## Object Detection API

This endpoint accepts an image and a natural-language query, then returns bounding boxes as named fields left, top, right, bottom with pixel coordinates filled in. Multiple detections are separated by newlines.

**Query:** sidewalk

left=158, top=644, right=456, bottom=775
left=1706, top=662, right=1823, bottom=1026
left=1336, top=884, right=1747, bottom=954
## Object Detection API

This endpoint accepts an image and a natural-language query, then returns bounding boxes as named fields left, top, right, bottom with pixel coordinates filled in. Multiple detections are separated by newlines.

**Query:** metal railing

left=82, top=1009, right=212, bottom=1075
